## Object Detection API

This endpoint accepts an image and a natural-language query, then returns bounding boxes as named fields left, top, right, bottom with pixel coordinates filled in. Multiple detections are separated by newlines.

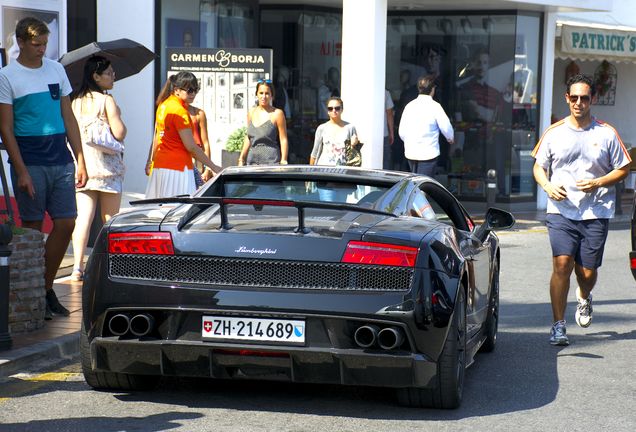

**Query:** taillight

left=108, top=232, right=175, bottom=255
left=631, top=257, right=636, bottom=269
left=341, top=241, right=418, bottom=267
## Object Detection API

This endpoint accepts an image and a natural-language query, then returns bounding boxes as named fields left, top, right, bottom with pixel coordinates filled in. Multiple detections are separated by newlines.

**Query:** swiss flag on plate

left=203, top=320, right=213, bottom=334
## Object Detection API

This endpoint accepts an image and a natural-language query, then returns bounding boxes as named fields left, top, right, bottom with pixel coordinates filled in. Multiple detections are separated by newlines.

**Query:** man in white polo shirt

left=532, top=73, right=630, bottom=346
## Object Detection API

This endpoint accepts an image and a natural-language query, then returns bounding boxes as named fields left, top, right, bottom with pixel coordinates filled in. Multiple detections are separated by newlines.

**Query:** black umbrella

left=58, top=38, right=156, bottom=90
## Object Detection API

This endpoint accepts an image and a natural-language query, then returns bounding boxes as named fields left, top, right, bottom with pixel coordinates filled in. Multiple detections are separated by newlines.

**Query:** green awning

left=557, top=21, right=636, bottom=64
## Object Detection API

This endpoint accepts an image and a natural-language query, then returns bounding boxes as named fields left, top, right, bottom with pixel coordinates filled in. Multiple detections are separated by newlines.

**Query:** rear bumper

left=89, top=338, right=437, bottom=388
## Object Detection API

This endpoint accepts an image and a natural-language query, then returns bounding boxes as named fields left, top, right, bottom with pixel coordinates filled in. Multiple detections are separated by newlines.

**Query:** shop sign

left=168, top=47, right=272, bottom=73
left=561, top=24, right=636, bottom=59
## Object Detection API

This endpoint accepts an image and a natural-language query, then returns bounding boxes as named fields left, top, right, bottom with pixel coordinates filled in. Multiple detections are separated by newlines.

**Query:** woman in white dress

left=70, top=56, right=126, bottom=281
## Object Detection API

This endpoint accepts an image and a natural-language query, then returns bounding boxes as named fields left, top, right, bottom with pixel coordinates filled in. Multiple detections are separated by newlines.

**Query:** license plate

left=202, top=316, right=305, bottom=344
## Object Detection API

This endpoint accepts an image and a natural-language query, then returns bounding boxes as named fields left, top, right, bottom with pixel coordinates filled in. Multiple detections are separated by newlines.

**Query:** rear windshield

left=222, top=179, right=389, bottom=205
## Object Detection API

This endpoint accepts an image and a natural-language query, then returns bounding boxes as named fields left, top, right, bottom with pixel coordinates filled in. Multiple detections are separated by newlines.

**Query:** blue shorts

left=545, top=213, right=609, bottom=269
left=10, top=163, right=77, bottom=221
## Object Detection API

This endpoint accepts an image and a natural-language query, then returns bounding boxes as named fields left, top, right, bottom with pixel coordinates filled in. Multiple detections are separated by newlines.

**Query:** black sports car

left=81, top=165, right=514, bottom=409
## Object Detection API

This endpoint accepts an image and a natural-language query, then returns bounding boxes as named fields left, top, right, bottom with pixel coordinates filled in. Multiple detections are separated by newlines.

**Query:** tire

left=81, top=321, right=159, bottom=391
left=397, top=286, right=467, bottom=409
left=480, top=260, right=499, bottom=353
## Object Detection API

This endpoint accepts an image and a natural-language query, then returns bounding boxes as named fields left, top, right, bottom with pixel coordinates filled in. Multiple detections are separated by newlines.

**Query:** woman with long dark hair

left=70, top=55, right=126, bottom=281
left=238, top=80, right=288, bottom=166
left=145, top=71, right=220, bottom=198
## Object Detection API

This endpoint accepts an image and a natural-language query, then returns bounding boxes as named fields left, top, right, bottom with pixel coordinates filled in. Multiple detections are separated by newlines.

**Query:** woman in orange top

left=145, top=72, right=220, bottom=198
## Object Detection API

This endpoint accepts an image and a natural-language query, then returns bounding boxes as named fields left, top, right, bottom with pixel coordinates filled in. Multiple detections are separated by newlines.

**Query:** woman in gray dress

left=238, top=80, right=288, bottom=166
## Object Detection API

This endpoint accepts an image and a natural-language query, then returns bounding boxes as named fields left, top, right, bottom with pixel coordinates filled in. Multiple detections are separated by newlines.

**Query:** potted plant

left=222, top=126, right=246, bottom=167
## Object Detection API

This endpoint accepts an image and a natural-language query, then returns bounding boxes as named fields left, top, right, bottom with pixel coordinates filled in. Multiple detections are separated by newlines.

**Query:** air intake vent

left=109, top=255, right=414, bottom=292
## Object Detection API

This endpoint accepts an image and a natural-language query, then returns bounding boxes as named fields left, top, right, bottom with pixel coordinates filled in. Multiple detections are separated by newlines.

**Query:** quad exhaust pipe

left=108, top=313, right=155, bottom=337
left=108, top=314, right=130, bottom=336
left=354, top=324, right=404, bottom=350
left=129, top=313, right=155, bottom=337
left=354, top=325, right=380, bottom=348
left=377, top=327, right=404, bottom=350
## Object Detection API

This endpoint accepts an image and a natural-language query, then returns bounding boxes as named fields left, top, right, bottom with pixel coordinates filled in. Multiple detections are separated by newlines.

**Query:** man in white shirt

left=532, top=73, right=630, bottom=346
left=398, top=75, right=454, bottom=177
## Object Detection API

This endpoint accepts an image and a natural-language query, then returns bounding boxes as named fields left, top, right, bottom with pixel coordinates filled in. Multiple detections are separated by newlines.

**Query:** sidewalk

left=0, top=194, right=632, bottom=379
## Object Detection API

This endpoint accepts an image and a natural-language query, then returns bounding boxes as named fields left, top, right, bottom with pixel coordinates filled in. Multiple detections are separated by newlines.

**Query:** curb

left=0, top=332, right=79, bottom=378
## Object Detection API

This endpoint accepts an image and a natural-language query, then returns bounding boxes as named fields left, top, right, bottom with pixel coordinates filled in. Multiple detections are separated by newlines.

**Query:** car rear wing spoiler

left=131, top=196, right=396, bottom=232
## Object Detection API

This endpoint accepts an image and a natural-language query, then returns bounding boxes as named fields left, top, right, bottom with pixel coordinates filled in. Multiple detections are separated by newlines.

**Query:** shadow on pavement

left=0, top=412, right=202, bottom=432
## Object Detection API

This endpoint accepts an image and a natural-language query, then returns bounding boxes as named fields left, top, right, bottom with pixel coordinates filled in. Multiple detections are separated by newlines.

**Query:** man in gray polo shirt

left=532, top=74, right=630, bottom=346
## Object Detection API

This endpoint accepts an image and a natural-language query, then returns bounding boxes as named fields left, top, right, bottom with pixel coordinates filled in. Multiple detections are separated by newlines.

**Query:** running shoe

left=549, top=320, right=569, bottom=346
left=575, top=293, right=593, bottom=328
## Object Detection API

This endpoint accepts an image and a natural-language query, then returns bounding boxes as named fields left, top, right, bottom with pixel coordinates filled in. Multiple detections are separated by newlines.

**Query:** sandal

left=71, top=268, right=84, bottom=282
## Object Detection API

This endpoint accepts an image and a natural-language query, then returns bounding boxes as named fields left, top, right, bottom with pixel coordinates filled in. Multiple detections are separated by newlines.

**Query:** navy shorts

left=545, top=213, right=609, bottom=269
left=10, top=163, right=77, bottom=221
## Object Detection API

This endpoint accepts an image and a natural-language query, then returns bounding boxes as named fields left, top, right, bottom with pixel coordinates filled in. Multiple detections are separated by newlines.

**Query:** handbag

left=344, top=139, right=363, bottom=167
left=84, top=96, right=124, bottom=155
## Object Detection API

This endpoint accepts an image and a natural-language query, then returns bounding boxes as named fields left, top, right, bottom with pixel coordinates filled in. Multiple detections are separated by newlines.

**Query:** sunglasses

left=568, top=94, right=590, bottom=104
left=180, top=87, right=199, bottom=95
left=327, top=106, right=342, bottom=112
left=257, top=79, right=272, bottom=84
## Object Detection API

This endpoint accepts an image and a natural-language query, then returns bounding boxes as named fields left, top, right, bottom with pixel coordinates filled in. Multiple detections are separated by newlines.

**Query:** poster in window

left=215, top=72, right=230, bottom=124
left=2, top=6, right=59, bottom=64
left=166, top=18, right=205, bottom=48
left=202, top=73, right=216, bottom=120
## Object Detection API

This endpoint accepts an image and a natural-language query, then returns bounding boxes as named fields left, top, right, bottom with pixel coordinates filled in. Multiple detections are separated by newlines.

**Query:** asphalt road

left=1, top=225, right=635, bottom=432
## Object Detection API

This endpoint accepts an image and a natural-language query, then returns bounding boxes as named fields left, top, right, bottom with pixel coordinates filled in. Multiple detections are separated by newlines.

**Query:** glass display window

left=387, top=12, right=541, bottom=202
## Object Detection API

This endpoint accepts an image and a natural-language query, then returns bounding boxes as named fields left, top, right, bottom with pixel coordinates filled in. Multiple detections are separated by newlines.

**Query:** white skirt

left=144, top=167, right=196, bottom=199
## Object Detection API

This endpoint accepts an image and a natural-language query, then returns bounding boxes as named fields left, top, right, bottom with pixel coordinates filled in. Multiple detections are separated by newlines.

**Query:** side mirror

left=474, top=207, right=515, bottom=241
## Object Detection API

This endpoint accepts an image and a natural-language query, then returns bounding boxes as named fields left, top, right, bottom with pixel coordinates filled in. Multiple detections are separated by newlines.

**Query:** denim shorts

left=545, top=213, right=609, bottom=269
left=10, top=163, right=77, bottom=221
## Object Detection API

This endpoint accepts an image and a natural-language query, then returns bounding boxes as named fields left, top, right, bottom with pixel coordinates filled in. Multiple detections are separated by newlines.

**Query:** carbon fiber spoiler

left=130, top=196, right=396, bottom=232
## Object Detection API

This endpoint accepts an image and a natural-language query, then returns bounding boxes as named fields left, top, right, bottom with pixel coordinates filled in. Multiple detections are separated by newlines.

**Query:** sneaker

left=575, top=293, right=593, bottom=328
left=70, top=268, right=84, bottom=282
left=549, top=320, right=569, bottom=346
left=46, top=289, right=70, bottom=316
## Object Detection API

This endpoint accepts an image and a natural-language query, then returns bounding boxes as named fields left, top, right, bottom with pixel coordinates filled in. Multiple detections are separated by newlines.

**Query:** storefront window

left=387, top=13, right=541, bottom=202
left=160, top=0, right=258, bottom=83
left=261, top=7, right=342, bottom=163
left=511, top=13, right=541, bottom=197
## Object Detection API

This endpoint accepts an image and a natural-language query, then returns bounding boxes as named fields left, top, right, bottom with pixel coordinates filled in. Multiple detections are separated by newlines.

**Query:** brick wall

left=8, top=228, right=45, bottom=334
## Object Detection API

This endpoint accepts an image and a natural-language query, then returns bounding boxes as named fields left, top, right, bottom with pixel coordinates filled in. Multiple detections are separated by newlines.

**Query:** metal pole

left=486, top=169, right=497, bottom=209
left=0, top=223, right=13, bottom=350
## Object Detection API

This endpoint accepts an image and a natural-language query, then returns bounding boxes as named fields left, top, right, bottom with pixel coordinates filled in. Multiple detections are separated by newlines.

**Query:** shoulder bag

left=85, top=96, right=124, bottom=155
left=344, top=139, right=363, bottom=167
